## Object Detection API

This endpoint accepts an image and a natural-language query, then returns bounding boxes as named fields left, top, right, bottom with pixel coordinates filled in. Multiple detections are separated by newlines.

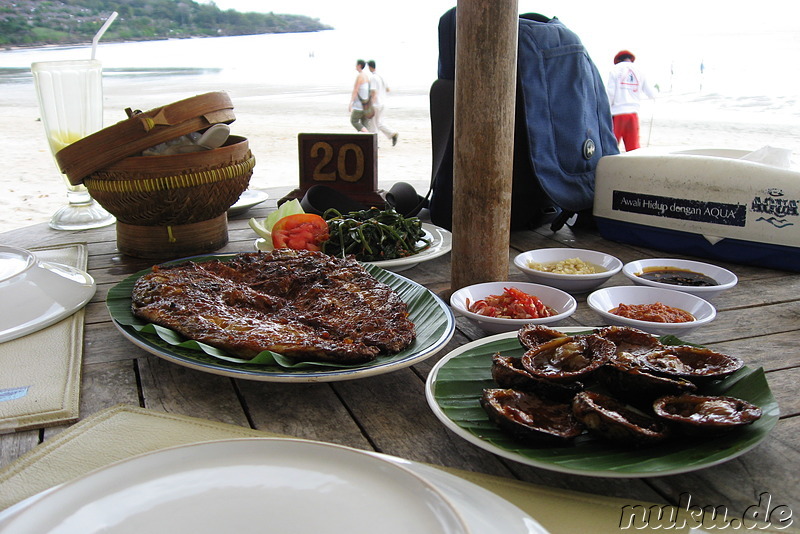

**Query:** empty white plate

left=0, top=439, right=471, bottom=534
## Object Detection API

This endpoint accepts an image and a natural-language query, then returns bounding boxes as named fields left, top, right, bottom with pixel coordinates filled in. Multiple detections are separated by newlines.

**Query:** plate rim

left=369, top=223, right=452, bottom=269
left=0, top=438, right=471, bottom=534
left=0, top=438, right=548, bottom=534
left=107, top=254, right=455, bottom=382
left=254, top=222, right=452, bottom=271
left=424, top=328, right=778, bottom=478
left=0, top=260, right=96, bottom=343
left=227, top=189, right=269, bottom=216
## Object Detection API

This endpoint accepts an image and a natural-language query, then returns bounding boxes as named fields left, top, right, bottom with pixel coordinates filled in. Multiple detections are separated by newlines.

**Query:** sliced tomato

left=271, top=213, right=330, bottom=251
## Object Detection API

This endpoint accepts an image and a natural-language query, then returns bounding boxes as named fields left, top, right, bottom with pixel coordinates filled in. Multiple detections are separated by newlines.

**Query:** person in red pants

left=605, top=50, right=657, bottom=151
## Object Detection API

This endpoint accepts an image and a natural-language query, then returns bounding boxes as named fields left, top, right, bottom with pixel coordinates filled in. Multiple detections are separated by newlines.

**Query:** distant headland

left=0, top=0, right=333, bottom=48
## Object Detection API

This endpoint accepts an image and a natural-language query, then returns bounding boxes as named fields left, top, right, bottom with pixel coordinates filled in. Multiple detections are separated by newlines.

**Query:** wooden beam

left=451, top=0, right=518, bottom=291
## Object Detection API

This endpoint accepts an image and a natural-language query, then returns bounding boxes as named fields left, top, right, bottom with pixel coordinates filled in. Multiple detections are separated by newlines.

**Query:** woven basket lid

left=56, top=91, right=236, bottom=185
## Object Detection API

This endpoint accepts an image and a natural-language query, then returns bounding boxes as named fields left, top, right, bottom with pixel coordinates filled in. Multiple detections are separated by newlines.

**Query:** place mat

left=0, top=243, right=88, bottom=433
left=2, top=404, right=785, bottom=533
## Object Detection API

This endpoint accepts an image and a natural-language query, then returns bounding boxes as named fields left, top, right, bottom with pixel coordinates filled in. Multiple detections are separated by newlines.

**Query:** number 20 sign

left=297, top=133, right=381, bottom=204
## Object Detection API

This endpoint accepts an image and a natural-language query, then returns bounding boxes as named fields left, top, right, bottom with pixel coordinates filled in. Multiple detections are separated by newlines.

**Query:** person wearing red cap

left=605, top=50, right=657, bottom=150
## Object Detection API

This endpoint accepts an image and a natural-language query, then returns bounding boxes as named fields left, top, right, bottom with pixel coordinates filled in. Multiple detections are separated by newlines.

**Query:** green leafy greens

left=321, top=207, right=430, bottom=262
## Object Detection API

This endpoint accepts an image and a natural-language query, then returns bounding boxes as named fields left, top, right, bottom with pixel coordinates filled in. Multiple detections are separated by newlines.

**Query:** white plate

left=388, top=454, right=548, bottom=533
left=255, top=223, right=452, bottom=272
left=370, top=223, right=452, bottom=272
left=0, top=246, right=96, bottom=343
left=0, top=439, right=470, bottom=534
left=228, top=189, right=269, bottom=216
left=0, top=439, right=549, bottom=534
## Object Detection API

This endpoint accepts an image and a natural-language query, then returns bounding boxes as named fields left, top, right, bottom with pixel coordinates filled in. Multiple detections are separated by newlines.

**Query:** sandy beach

left=1, top=71, right=798, bottom=235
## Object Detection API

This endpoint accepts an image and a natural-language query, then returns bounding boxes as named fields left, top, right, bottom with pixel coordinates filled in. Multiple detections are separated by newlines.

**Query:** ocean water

left=1, top=27, right=798, bottom=138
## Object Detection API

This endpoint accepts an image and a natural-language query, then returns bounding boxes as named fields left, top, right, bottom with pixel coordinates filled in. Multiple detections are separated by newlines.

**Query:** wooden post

left=451, top=0, right=518, bottom=291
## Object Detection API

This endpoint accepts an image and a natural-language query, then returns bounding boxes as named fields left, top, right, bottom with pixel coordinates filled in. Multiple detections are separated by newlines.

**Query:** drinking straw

left=91, top=11, right=118, bottom=59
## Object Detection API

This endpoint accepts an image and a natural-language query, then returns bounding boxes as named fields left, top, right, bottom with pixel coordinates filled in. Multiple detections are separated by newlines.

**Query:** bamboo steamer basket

left=54, top=92, right=256, bottom=259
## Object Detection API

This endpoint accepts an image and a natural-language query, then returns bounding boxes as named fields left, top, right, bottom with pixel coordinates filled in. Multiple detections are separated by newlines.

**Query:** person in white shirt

left=366, top=60, right=399, bottom=146
left=605, top=50, right=657, bottom=151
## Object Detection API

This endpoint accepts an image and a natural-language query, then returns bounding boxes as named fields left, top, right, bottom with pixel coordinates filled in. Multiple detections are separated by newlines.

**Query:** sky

left=200, top=0, right=795, bottom=36
left=199, top=0, right=798, bottom=76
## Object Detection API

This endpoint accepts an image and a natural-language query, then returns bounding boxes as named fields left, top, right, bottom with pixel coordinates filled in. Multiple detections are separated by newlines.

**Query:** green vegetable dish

left=322, top=207, right=431, bottom=262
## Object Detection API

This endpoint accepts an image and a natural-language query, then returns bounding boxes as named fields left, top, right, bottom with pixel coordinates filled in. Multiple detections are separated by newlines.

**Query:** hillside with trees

left=0, top=0, right=332, bottom=48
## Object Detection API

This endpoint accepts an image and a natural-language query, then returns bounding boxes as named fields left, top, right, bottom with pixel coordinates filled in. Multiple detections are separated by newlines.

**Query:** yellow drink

left=48, top=130, right=85, bottom=154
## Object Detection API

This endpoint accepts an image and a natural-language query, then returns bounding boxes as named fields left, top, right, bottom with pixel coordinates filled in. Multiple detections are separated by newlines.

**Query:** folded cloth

left=0, top=243, right=88, bottom=433
left=385, top=182, right=427, bottom=217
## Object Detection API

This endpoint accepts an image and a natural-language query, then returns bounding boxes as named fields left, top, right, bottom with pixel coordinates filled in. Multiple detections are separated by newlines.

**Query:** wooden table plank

left=647, top=416, right=800, bottom=516
left=2, top=192, right=799, bottom=521
left=138, top=356, right=250, bottom=428
left=238, top=381, right=374, bottom=451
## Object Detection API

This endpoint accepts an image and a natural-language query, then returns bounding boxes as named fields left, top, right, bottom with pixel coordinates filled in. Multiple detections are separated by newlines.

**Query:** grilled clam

left=491, top=354, right=584, bottom=401
left=521, top=334, right=615, bottom=383
left=481, top=388, right=584, bottom=445
left=517, top=324, right=571, bottom=350
left=572, top=391, right=671, bottom=446
left=595, top=325, right=663, bottom=356
left=653, top=394, right=762, bottom=436
left=598, top=351, right=698, bottom=405
left=642, top=346, right=744, bottom=384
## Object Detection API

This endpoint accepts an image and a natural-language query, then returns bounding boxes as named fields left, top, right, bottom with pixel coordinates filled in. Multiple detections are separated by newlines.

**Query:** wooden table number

left=280, top=133, right=385, bottom=207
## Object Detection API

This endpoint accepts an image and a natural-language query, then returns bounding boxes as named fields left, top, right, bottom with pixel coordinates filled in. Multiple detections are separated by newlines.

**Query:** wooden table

left=1, top=191, right=798, bottom=528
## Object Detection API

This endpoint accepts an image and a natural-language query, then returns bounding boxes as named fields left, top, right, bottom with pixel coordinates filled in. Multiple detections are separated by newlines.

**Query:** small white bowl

left=513, top=248, right=622, bottom=294
left=622, top=258, right=738, bottom=300
left=450, top=281, right=577, bottom=334
left=587, top=286, right=716, bottom=337
left=0, top=245, right=96, bottom=343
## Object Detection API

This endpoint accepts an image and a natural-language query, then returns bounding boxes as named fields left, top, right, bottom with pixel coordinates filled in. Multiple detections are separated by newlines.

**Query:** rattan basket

left=86, top=135, right=254, bottom=258
left=53, top=92, right=256, bottom=259
left=85, top=136, right=253, bottom=226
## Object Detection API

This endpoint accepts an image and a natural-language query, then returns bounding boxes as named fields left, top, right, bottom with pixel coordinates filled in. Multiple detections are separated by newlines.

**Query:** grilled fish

left=131, top=249, right=416, bottom=364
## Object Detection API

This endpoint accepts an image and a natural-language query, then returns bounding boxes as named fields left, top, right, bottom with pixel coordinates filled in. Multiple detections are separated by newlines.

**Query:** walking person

left=349, top=59, right=372, bottom=132
left=605, top=50, right=657, bottom=151
left=366, top=60, right=399, bottom=146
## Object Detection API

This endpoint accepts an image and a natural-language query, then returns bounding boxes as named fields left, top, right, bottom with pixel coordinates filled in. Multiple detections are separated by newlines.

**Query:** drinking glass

left=31, top=59, right=115, bottom=230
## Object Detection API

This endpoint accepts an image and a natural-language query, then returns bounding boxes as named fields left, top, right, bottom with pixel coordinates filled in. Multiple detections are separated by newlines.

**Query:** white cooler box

left=593, top=147, right=800, bottom=272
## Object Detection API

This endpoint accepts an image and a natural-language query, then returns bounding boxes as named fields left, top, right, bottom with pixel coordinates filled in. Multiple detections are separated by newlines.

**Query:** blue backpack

left=429, top=9, right=619, bottom=231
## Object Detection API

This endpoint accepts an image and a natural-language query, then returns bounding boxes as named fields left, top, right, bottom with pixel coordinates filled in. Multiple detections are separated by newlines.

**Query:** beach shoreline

left=1, top=71, right=797, bottom=235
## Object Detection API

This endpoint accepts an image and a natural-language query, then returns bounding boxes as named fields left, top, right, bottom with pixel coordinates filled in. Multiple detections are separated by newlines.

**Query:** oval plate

left=107, top=255, right=454, bottom=382
left=254, top=223, right=452, bottom=272
left=425, top=328, right=779, bottom=478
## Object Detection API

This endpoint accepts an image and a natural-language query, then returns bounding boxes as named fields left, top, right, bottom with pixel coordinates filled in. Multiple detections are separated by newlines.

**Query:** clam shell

left=521, top=334, right=615, bottom=383
left=481, top=388, right=584, bottom=445
left=572, top=391, right=671, bottom=446
left=653, top=394, right=762, bottom=436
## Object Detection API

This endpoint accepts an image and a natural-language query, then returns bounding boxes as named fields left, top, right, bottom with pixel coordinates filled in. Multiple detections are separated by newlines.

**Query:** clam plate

left=425, top=328, right=778, bottom=478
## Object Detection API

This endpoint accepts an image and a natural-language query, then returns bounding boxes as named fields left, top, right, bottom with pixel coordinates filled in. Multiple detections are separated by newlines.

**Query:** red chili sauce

left=467, top=287, right=555, bottom=319
left=609, top=302, right=695, bottom=323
